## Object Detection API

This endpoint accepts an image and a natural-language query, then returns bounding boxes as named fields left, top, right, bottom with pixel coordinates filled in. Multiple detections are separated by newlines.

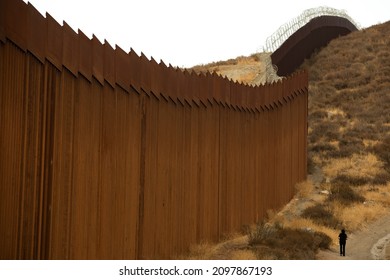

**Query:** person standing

left=339, top=229, right=347, bottom=256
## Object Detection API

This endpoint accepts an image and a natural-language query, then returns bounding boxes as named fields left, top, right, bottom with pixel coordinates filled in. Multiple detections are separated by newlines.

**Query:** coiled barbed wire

left=262, top=6, right=361, bottom=53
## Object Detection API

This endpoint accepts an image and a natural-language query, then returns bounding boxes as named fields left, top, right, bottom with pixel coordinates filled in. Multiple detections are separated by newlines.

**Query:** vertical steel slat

left=91, top=35, right=104, bottom=86
left=115, top=45, right=130, bottom=92
left=0, top=42, right=25, bottom=259
left=3, top=0, right=27, bottom=51
left=78, top=30, right=92, bottom=82
left=27, top=2, right=46, bottom=64
left=46, top=13, right=63, bottom=71
left=129, top=48, right=141, bottom=91
left=103, top=40, right=115, bottom=88
left=62, top=22, right=79, bottom=77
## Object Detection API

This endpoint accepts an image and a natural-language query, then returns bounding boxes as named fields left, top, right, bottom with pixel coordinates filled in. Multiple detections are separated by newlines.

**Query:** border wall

left=0, top=0, right=308, bottom=259
left=271, top=15, right=358, bottom=76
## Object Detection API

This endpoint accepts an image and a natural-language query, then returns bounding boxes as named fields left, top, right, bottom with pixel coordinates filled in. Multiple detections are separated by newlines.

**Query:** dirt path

left=306, top=167, right=390, bottom=260
left=317, top=213, right=390, bottom=260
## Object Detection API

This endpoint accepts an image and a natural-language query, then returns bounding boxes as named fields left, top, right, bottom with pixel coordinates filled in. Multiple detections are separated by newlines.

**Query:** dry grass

left=295, top=180, right=315, bottom=198
left=323, top=153, right=384, bottom=180
left=332, top=201, right=388, bottom=231
left=178, top=242, right=218, bottom=260
left=364, top=186, right=390, bottom=207
left=230, top=249, right=257, bottom=260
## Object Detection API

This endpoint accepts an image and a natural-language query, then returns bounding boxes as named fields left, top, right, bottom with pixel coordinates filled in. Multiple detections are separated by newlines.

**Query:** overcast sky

left=23, top=0, right=390, bottom=68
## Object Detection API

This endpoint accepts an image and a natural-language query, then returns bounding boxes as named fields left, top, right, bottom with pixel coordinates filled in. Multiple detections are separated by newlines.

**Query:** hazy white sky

left=23, top=0, right=390, bottom=68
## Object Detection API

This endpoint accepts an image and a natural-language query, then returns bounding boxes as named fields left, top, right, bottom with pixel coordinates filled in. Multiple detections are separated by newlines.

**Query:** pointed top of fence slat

left=27, top=1, right=46, bottom=63
left=211, top=71, right=219, bottom=79
left=183, top=67, right=194, bottom=75
left=91, top=34, right=104, bottom=85
left=77, top=28, right=89, bottom=39
left=63, top=19, right=78, bottom=34
left=103, top=39, right=113, bottom=48
left=150, top=56, right=158, bottom=65
left=217, top=73, right=225, bottom=80
left=103, top=39, right=115, bottom=88
left=183, top=68, right=192, bottom=76
left=62, top=20, right=79, bottom=76
left=45, top=11, right=63, bottom=70
left=168, top=63, right=176, bottom=69
left=140, top=51, right=150, bottom=62
left=78, top=28, right=92, bottom=82
left=159, top=59, right=167, bottom=68
left=178, top=66, right=185, bottom=72
left=205, top=70, right=213, bottom=77
left=129, top=47, right=140, bottom=58
left=114, top=44, right=131, bottom=92
left=92, top=34, right=102, bottom=44
left=115, top=43, right=126, bottom=52
left=128, top=47, right=141, bottom=89
left=45, top=11, right=59, bottom=24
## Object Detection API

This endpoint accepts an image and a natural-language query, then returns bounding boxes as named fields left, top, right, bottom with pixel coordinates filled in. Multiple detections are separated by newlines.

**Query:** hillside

left=191, top=52, right=280, bottom=85
left=300, top=21, right=390, bottom=259
left=183, top=20, right=390, bottom=260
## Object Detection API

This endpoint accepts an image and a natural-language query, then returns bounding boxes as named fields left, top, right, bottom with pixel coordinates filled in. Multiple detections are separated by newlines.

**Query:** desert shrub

left=327, top=184, right=365, bottom=205
left=327, top=139, right=365, bottom=159
left=310, top=110, right=328, bottom=120
left=343, top=125, right=377, bottom=141
left=249, top=223, right=331, bottom=260
left=326, top=146, right=354, bottom=159
left=309, top=122, right=340, bottom=143
left=295, top=180, right=315, bottom=198
left=311, top=83, right=337, bottom=100
left=332, top=174, right=369, bottom=187
left=334, top=81, right=349, bottom=90
left=310, top=143, right=337, bottom=153
left=332, top=172, right=390, bottom=187
left=248, top=222, right=277, bottom=245
left=301, top=204, right=341, bottom=228
left=373, top=135, right=390, bottom=170
left=324, top=128, right=341, bottom=140
left=372, top=172, right=390, bottom=185
left=307, top=156, right=316, bottom=175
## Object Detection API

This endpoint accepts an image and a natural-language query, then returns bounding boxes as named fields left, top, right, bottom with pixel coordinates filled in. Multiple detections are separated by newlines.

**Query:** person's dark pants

left=340, top=242, right=346, bottom=256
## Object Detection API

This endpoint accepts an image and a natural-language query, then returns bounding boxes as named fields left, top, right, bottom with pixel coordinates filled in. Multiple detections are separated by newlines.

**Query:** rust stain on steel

left=271, top=15, right=358, bottom=76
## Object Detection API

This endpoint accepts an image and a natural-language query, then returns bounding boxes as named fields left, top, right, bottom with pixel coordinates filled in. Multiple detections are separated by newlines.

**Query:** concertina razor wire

left=262, top=6, right=361, bottom=53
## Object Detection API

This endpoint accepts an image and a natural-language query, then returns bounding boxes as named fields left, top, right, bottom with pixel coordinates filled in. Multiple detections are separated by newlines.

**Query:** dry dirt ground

left=317, top=213, right=390, bottom=260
